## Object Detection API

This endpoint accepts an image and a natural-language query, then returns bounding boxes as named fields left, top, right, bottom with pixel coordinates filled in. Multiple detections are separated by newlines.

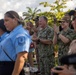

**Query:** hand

left=32, top=37, right=38, bottom=41
left=53, top=24, right=57, bottom=31
left=53, top=24, right=59, bottom=34
left=51, top=66, right=74, bottom=75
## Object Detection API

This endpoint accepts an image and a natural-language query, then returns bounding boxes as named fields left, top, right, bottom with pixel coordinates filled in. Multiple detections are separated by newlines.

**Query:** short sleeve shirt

left=58, top=28, right=74, bottom=57
left=0, top=25, right=31, bottom=61
left=37, top=25, right=54, bottom=57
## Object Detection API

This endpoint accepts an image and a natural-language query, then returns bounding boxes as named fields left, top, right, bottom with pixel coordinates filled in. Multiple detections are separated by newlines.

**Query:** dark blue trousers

left=0, top=61, right=25, bottom=75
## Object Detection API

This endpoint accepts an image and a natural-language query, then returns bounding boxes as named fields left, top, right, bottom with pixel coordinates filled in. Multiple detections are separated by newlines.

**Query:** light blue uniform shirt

left=0, top=32, right=9, bottom=42
left=0, top=32, right=9, bottom=58
left=0, top=25, right=31, bottom=61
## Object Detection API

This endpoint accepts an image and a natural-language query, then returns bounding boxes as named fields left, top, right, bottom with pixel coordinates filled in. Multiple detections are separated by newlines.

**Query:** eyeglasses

left=61, top=21, right=66, bottom=23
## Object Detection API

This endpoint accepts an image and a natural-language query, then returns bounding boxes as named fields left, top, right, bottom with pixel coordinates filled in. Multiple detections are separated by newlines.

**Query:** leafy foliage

left=23, top=7, right=41, bottom=20
left=39, top=0, right=69, bottom=26
left=40, top=0, right=68, bottom=12
left=23, top=0, right=70, bottom=27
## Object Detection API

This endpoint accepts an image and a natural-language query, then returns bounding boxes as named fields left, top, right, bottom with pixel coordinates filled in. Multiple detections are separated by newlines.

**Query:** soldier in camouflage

left=32, top=16, right=55, bottom=75
left=53, top=16, right=74, bottom=65
left=71, top=16, right=76, bottom=40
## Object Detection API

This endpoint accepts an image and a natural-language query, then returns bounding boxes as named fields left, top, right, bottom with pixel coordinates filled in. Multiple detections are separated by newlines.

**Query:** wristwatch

left=37, top=38, right=40, bottom=42
left=57, top=32, right=60, bottom=36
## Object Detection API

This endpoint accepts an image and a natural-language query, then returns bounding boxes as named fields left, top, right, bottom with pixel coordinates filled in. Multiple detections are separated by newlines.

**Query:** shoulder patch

left=17, top=36, right=26, bottom=45
left=16, top=34, right=25, bottom=38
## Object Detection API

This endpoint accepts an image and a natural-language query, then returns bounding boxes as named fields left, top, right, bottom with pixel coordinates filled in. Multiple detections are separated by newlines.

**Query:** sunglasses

left=61, top=21, right=66, bottom=23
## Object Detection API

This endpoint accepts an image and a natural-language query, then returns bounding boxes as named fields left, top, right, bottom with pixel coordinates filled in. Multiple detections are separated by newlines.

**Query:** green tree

left=39, top=0, right=68, bottom=20
left=39, top=0, right=70, bottom=58
left=38, top=12, right=55, bottom=26
left=23, top=7, right=41, bottom=20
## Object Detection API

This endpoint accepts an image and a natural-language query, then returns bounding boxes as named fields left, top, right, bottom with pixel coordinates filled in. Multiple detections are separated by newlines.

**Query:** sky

left=0, top=0, right=76, bottom=19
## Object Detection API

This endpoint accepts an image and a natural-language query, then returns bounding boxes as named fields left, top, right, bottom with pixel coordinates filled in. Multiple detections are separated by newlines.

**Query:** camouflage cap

left=60, top=16, right=71, bottom=23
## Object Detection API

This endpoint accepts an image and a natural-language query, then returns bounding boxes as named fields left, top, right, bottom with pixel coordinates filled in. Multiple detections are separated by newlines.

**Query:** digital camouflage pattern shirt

left=37, top=25, right=54, bottom=58
left=37, top=25, right=55, bottom=75
left=58, top=28, right=74, bottom=58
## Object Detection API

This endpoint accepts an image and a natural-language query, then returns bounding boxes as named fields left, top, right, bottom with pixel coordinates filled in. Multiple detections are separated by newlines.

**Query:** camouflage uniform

left=72, top=31, right=76, bottom=40
left=37, top=25, right=55, bottom=75
left=57, top=28, right=74, bottom=64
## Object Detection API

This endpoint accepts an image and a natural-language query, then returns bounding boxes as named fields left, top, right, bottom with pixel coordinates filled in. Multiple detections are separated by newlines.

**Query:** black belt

left=0, top=61, right=15, bottom=65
